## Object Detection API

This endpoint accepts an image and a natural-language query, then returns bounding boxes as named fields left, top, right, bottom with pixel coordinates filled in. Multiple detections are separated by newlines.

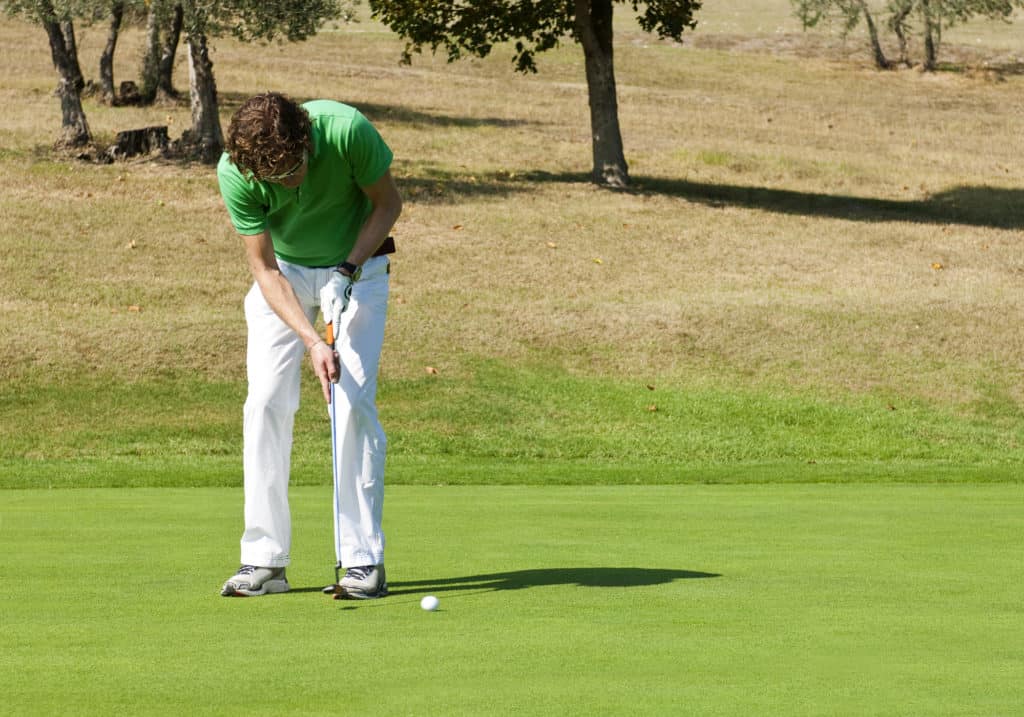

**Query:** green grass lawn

left=2, top=362, right=1022, bottom=489
left=2, top=484, right=1021, bottom=716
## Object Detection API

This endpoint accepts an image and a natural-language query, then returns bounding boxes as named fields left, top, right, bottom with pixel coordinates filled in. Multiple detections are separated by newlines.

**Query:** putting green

left=2, top=484, right=1021, bottom=715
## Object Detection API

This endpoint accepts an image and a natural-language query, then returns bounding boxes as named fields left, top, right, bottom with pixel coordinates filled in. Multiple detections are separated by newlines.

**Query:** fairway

left=3, top=484, right=1022, bottom=715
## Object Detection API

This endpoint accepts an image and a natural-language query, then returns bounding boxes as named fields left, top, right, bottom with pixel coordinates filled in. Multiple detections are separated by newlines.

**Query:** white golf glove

left=320, top=270, right=354, bottom=336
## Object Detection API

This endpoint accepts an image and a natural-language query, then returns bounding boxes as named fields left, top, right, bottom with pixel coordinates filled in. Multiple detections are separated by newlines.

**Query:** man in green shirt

left=216, top=93, right=402, bottom=599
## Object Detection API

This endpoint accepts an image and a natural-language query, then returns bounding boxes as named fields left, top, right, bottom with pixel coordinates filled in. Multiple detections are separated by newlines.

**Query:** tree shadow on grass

left=385, top=567, right=720, bottom=597
left=358, top=101, right=537, bottom=130
left=218, top=92, right=536, bottom=130
left=390, top=164, right=1024, bottom=230
left=526, top=170, right=1024, bottom=230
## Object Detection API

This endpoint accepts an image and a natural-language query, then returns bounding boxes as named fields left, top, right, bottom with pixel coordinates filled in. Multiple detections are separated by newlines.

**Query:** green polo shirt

left=217, top=100, right=393, bottom=267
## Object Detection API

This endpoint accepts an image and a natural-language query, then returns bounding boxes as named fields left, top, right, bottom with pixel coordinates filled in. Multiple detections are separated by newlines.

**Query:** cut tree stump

left=108, top=125, right=169, bottom=159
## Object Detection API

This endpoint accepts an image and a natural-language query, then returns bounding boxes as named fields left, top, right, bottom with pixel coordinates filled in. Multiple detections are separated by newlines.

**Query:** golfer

left=216, top=92, right=402, bottom=599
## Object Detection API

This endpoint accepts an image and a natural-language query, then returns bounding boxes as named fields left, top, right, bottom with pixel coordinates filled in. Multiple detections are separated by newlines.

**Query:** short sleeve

left=345, top=111, right=394, bottom=188
left=217, top=154, right=267, bottom=236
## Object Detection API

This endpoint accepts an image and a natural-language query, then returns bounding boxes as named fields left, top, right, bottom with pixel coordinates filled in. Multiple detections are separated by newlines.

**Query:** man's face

left=263, top=149, right=308, bottom=189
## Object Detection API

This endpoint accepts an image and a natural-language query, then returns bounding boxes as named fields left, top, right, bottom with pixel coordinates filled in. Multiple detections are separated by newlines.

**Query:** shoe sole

left=220, top=579, right=290, bottom=597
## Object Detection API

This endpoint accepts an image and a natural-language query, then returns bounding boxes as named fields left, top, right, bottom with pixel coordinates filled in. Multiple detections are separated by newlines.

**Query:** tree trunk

left=99, top=3, right=124, bottom=105
left=140, top=2, right=162, bottom=103
left=890, top=3, right=912, bottom=66
left=186, top=31, right=223, bottom=163
left=60, top=20, right=85, bottom=92
left=43, top=17, right=91, bottom=147
left=574, top=0, right=628, bottom=188
left=857, top=2, right=890, bottom=70
left=156, top=4, right=184, bottom=101
left=921, top=0, right=937, bottom=71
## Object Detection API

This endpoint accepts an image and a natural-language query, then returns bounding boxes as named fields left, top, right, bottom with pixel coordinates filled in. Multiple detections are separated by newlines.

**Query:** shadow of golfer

left=386, top=567, right=719, bottom=596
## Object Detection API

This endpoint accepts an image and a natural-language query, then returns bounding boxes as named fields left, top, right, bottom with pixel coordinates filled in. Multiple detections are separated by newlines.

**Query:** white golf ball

left=420, top=595, right=439, bottom=611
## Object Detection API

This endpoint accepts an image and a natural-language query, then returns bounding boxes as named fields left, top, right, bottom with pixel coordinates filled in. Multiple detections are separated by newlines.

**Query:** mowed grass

left=2, top=484, right=1022, bottom=716
left=1, top=362, right=1022, bottom=488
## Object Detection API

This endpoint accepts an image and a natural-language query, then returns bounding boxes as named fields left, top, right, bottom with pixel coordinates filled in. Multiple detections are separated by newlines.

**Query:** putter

left=323, top=321, right=346, bottom=596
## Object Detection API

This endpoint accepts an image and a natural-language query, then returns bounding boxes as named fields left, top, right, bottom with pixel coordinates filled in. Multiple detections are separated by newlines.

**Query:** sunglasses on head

left=262, top=150, right=307, bottom=181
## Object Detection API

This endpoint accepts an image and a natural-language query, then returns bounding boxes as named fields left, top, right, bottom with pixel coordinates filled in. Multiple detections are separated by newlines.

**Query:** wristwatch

left=337, top=261, right=361, bottom=281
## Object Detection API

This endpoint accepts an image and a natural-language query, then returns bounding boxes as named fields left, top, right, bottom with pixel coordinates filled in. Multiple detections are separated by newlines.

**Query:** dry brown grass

left=1, top=6, right=1023, bottom=414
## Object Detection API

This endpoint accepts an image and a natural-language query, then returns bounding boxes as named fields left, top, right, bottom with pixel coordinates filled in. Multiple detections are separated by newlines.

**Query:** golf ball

left=420, top=595, right=439, bottom=611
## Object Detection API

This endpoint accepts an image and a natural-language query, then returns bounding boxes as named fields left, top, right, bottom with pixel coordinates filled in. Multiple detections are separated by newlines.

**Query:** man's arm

left=341, top=169, right=403, bottom=269
left=244, top=230, right=337, bottom=402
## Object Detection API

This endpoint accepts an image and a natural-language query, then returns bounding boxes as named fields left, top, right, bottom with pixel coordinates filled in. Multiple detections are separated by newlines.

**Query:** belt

left=310, top=237, right=395, bottom=269
left=372, top=236, right=396, bottom=257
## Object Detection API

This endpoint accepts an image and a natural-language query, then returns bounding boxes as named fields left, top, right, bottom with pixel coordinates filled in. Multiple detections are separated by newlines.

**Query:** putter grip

left=325, top=322, right=335, bottom=347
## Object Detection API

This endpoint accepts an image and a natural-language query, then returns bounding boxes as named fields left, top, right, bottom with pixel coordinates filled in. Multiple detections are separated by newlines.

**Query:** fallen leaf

left=452, top=224, right=463, bottom=230
left=593, top=258, right=603, bottom=265
left=425, top=366, right=439, bottom=375
left=931, top=262, right=944, bottom=271
left=646, top=384, right=656, bottom=391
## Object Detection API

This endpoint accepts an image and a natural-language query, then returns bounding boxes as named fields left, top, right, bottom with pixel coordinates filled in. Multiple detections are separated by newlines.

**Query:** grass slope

left=2, top=362, right=1021, bottom=488
left=2, top=485, right=1022, bottom=716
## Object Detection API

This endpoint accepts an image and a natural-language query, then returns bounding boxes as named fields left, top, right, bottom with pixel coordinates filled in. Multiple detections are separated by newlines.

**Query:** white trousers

left=240, top=255, right=389, bottom=569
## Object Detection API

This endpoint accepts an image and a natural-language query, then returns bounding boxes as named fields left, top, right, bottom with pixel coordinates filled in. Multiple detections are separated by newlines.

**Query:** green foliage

left=369, top=0, right=574, bottom=72
left=2, top=0, right=66, bottom=21
left=631, top=0, right=700, bottom=38
left=791, top=0, right=864, bottom=34
left=3, top=0, right=349, bottom=41
left=369, top=0, right=700, bottom=72
left=202, top=0, right=345, bottom=42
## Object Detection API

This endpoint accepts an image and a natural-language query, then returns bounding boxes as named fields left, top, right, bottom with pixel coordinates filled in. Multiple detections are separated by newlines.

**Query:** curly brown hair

left=226, top=92, right=312, bottom=180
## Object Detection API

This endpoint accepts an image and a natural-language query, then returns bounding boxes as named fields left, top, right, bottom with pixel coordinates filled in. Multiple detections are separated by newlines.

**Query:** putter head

left=320, top=562, right=345, bottom=594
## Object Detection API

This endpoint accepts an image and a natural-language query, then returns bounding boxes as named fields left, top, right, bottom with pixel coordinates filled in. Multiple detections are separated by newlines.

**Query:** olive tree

left=179, top=0, right=347, bottom=162
left=5, top=0, right=92, bottom=145
left=370, top=0, right=702, bottom=188
left=6, top=0, right=351, bottom=157
left=793, top=0, right=1024, bottom=70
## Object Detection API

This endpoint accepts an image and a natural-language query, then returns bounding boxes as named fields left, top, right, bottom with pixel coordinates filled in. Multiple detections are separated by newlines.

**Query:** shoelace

left=345, top=566, right=373, bottom=581
left=237, top=565, right=256, bottom=576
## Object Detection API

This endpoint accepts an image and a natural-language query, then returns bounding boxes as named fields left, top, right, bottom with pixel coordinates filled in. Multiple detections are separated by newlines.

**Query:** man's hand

left=320, top=271, right=353, bottom=333
left=310, top=341, right=338, bottom=403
